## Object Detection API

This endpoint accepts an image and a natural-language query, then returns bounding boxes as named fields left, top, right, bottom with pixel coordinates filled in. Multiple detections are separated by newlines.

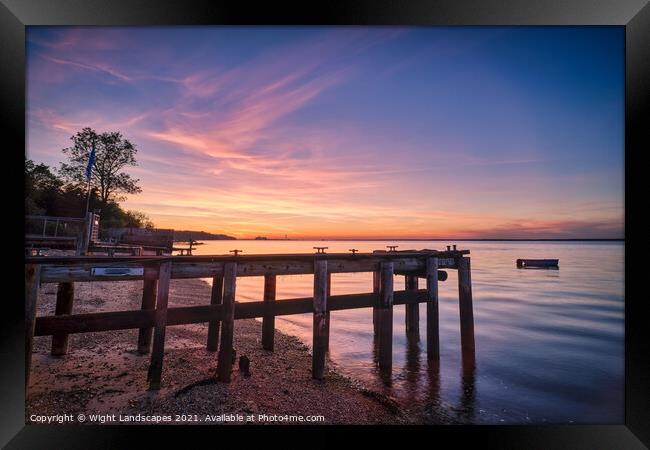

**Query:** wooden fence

left=24, top=250, right=475, bottom=391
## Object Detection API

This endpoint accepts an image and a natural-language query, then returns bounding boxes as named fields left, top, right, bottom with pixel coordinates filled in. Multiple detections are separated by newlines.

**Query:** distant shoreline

left=225, top=238, right=624, bottom=242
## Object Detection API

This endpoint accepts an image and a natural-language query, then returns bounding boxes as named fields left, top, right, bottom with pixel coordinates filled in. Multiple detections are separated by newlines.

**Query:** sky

left=26, top=26, right=624, bottom=239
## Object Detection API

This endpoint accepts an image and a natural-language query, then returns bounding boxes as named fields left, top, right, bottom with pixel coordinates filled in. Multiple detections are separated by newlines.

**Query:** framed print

left=2, top=0, right=648, bottom=448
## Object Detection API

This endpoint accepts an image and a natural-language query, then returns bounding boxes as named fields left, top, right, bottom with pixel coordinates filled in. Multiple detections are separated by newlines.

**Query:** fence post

left=147, top=261, right=171, bottom=390
left=206, top=273, right=224, bottom=351
left=377, top=261, right=394, bottom=373
left=137, top=265, right=159, bottom=354
left=262, top=274, right=276, bottom=351
left=326, top=272, right=331, bottom=351
left=51, top=282, right=74, bottom=356
left=312, top=259, right=328, bottom=379
left=426, top=257, right=440, bottom=361
left=457, top=256, right=476, bottom=366
left=405, top=275, right=419, bottom=337
left=25, top=264, right=41, bottom=392
left=217, top=262, right=237, bottom=382
left=372, top=270, right=380, bottom=337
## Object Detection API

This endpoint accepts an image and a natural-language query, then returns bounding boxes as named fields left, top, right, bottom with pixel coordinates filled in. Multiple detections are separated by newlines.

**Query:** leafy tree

left=26, top=157, right=155, bottom=234
left=59, top=127, right=142, bottom=203
left=124, top=210, right=155, bottom=229
left=25, top=158, right=64, bottom=215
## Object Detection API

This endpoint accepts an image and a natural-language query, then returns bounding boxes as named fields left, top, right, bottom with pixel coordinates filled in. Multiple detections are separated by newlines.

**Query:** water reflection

left=401, top=329, right=421, bottom=404
left=194, top=240, right=624, bottom=423
left=423, top=359, right=442, bottom=422
left=458, top=362, right=477, bottom=422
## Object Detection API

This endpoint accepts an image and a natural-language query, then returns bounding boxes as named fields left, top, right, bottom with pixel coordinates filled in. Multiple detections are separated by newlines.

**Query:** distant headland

left=173, top=230, right=236, bottom=241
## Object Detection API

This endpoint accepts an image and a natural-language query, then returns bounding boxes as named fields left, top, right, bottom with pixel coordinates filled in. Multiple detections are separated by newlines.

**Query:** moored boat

left=516, top=258, right=559, bottom=268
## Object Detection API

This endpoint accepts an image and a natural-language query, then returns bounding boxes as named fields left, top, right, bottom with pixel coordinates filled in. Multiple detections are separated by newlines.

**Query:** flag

left=85, top=142, right=96, bottom=181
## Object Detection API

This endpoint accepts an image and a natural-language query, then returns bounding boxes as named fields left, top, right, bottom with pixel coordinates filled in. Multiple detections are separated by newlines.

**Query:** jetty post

left=217, top=262, right=237, bottom=382
left=372, top=270, right=380, bottom=337
left=206, top=273, right=224, bottom=351
left=147, top=261, right=171, bottom=390
left=262, top=274, right=277, bottom=351
left=137, top=264, right=159, bottom=354
left=405, top=274, right=419, bottom=337
left=325, top=272, right=332, bottom=351
left=312, top=259, right=329, bottom=379
left=426, top=257, right=440, bottom=360
left=377, top=261, right=394, bottom=373
left=51, top=282, right=74, bottom=356
left=457, top=256, right=476, bottom=365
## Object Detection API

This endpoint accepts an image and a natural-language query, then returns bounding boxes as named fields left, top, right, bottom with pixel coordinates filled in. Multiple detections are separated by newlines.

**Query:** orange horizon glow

left=26, top=27, right=624, bottom=239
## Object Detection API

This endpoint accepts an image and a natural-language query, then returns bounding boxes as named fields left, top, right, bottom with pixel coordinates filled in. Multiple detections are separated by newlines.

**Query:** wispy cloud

left=41, top=55, right=134, bottom=82
left=26, top=27, right=624, bottom=238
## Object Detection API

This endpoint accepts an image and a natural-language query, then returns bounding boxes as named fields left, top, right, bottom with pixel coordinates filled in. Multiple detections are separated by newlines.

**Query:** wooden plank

left=372, top=270, right=380, bottom=337
left=27, top=250, right=468, bottom=265
left=412, top=270, right=448, bottom=281
left=36, top=309, right=155, bottom=335
left=137, top=265, right=158, bottom=354
left=217, top=262, right=237, bottom=382
left=147, top=262, right=171, bottom=390
left=377, top=261, right=394, bottom=373
left=262, top=274, right=276, bottom=351
left=34, top=290, right=429, bottom=337
left=24, top=235, right=78, bottom=242
left=457, top=256, right=476, bottom=365
left=312, top=259, right=328, bottom=379
left=35, top=253, right=465, bottom=283
left=26, top=215, right=86, bottom=222
left=206, top=274, right=224, bottom=351
left=405, top=275, right=419, bottom=337
left=325, top=272, right=331, bottom=351
left=426, top=257, right=440, bottom=360
left=51, top=282, right=74, bottom=356
left=25, top=264, right=41, bottom=391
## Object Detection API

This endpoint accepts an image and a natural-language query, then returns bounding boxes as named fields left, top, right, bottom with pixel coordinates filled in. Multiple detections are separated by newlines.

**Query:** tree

left=59, top=127, right=142, bottom=204
left=25, top=158, right=64, bottom=215
left=124, top=210, right=155, bottom=229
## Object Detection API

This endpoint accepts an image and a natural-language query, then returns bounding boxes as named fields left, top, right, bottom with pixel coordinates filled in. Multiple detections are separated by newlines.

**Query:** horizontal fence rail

left=25, top=250, right=474, bottom=391
left=34, top=290, right=429, bottom=336
left=26, top=251, right=465, bottom=283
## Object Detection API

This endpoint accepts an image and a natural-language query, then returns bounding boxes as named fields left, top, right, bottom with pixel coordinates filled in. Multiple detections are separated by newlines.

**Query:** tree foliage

left=59, top=127, right=142, bottom=203
left=25, top=158, right=65, bottom=215
left=27, top=166, right=152, bottom=241
left=26, top=127, right=153, bottom=236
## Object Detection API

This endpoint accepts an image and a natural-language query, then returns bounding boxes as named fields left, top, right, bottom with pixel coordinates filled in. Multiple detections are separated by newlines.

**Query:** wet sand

left=27, top=277, right=422, bottom=425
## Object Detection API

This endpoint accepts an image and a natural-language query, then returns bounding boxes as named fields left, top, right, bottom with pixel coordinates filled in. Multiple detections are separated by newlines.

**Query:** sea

left=190, top=240, right=624, bottom=424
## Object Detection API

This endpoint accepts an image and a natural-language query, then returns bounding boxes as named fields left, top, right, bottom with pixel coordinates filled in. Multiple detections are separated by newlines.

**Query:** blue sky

left=26, top=26, right=624, bottom=238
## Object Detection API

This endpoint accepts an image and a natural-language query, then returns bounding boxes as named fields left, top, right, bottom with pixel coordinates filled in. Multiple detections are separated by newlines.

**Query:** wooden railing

left=24, top=250, right=475, bottom=391
left=25, top=215, right=88, bottom=254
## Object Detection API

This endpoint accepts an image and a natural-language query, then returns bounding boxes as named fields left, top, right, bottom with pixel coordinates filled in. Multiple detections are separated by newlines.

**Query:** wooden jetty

left=24, top=249, right=475, bottom=391
left=172, top=239, right=201, bottom=256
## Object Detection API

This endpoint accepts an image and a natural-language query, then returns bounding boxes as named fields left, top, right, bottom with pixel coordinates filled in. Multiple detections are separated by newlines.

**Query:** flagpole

left=84, top=140, right=96, bottom=218
left=84, top=177, right=92, bottom=217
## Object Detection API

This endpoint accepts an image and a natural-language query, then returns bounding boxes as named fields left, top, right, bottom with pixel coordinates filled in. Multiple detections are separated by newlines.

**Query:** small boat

left=516, top=258, right=559, bottom=268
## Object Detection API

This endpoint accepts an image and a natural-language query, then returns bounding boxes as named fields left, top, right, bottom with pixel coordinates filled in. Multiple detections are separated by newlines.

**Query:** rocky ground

left=27, top=277, right=419, bottom=425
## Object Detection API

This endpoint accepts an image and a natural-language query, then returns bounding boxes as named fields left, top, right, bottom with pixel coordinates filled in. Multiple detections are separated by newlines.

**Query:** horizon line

left=219, top=237, right=625, bottom=242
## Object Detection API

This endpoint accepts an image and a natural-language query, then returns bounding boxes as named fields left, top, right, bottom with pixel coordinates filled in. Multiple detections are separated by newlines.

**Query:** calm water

left=190, top=240, right=624, bottom=424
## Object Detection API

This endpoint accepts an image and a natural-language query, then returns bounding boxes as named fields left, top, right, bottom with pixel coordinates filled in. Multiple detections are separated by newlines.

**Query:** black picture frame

left=2, top=0, right=648, bottom=447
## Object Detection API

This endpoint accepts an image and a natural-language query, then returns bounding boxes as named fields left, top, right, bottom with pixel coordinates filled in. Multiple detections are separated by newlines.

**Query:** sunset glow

left=26, top=27, right=624, bottom=239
